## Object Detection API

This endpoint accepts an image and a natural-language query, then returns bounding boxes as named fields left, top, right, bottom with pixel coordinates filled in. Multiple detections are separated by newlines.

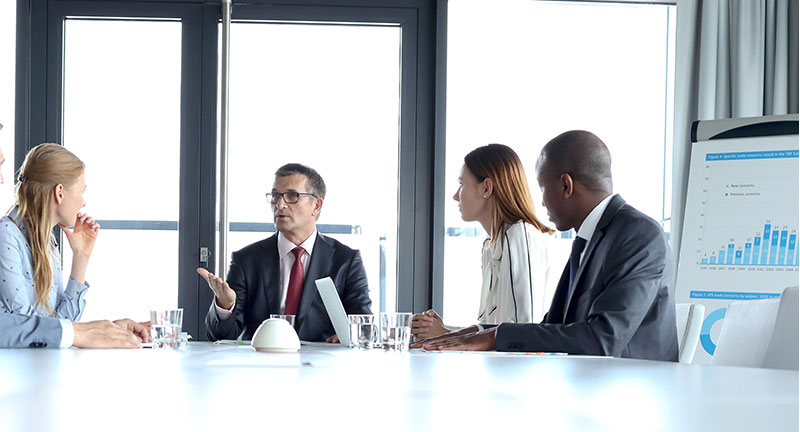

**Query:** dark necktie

left=284, top=246, right=305, bottom=316
left=569, top=236, right=588, bottom=294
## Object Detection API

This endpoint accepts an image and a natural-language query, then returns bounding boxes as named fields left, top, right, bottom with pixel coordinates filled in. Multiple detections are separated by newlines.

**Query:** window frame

left=16, top=0, right=442, bottom=337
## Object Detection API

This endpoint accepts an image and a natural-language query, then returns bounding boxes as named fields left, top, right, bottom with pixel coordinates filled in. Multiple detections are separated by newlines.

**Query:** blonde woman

left=412, top=144, right=557, bottom=341
left=0, top=143, right=98, bottom=319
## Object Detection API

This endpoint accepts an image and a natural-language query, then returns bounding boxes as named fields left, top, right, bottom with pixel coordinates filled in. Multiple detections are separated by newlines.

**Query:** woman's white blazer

left=478, top=221, right=558, bottom=324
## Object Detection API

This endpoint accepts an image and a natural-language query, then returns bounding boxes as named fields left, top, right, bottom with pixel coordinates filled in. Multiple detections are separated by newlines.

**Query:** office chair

left=675, top=303, right=705, bottom=364
left=761, top=286, right=799, bottom=370
left=711, top=296, right=780, bottom=367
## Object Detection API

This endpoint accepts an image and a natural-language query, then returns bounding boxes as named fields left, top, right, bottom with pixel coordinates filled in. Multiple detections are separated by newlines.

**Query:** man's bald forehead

left=544, top=130, right=605, bottom=157
left=538, top=130, right=613, bottom=193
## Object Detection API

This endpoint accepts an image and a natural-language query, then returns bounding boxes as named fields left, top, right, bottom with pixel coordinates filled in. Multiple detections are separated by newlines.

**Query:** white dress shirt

left=216, top=230, right=317, bottom=319
left=59, top=319, right=74, bottom=347
left=575, top=194, right=615, bottom=264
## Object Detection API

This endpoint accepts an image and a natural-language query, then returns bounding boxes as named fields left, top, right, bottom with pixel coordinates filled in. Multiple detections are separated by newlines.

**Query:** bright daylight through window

left=0, top=1, right=15, bottom=208
left=219, top=22, right=402, bottom=314
left=443, top=0, right=676, bottom=326
left=62, top=19, right=182, bottom=322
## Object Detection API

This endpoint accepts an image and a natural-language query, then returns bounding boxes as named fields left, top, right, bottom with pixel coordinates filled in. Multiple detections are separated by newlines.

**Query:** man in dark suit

left=419, top=130, right=678, bottom=361
left=199, top=163, right=371, bottom=342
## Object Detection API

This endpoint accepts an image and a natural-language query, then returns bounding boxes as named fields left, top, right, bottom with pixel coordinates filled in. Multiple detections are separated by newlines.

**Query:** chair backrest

left=711, top=297, right=780, bottom=367
left=762, top=286, right=799, bottom=370
left=675, top=303, right=705, bottom=364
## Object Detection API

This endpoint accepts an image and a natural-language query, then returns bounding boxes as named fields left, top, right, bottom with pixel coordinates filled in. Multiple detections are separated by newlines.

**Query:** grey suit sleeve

left=204, top=253, right=248, bottom=341
left=340, top=250, right=372, bottom=315
left=496, top=218, right=670, bottom=357
left=0, top=313, right=63, bottom=348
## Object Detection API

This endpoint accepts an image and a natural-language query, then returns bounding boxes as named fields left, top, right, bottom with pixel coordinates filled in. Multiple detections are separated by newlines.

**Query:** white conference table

left=0, top=342, right=795, bottom=431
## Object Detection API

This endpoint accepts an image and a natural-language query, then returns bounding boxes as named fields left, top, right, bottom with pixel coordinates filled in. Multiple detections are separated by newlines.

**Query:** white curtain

left=671, top=0, right=799, bottom=262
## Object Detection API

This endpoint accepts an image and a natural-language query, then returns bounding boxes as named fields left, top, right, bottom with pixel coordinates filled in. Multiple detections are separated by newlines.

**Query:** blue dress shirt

left=0, top=209, right=88, bottom=320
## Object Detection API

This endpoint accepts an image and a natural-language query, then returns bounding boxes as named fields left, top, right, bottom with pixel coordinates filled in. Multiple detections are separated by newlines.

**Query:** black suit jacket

left=205, top=232, right=372, bottom=342
left=495, top=195, right=678, bottom=361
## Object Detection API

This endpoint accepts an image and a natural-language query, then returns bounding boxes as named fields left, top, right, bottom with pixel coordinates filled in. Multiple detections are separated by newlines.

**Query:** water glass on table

left=150, top=308, right=184, bottom=349
left=380, top=312, right=413, bottom=351
left=269, top=314, right=296, bottom=327
left=348, top=314, right=376, bottom=350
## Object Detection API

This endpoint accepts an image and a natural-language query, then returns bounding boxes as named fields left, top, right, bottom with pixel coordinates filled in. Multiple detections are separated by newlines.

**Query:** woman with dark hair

left=412, top=144, right=558, bottom=340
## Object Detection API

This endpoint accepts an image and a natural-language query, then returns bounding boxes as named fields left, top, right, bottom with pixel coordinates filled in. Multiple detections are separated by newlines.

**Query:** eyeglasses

left=266, top=191, right=318, bottom=204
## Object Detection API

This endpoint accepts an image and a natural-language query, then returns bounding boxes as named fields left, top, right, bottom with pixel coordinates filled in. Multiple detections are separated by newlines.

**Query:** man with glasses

left=200, top=163, right=372, bottom=342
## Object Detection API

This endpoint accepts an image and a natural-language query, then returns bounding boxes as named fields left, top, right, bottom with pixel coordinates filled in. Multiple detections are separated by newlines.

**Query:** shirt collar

left=277, top=229, right=318, bottom=259
left=576, top=194, right=615, bottom=243
left=7, top=206, right=19, bottom=222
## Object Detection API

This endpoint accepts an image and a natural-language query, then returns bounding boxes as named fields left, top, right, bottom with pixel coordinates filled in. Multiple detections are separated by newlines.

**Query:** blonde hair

left=12, top=143, right=84, bottom=315
left=464, top=144, right=554, bottom=248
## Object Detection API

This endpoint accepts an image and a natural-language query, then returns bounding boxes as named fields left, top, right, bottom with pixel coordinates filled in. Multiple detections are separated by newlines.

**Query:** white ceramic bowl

left=251, top=318, right=301, bottom=353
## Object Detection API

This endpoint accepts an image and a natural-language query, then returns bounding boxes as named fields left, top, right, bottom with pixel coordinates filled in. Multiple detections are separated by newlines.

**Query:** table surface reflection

left=0, top=342, right=795, bottom=431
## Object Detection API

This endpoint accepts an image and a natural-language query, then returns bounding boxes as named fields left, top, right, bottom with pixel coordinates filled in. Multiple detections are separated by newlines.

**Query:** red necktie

left=284, top=246, right=305, bottom=316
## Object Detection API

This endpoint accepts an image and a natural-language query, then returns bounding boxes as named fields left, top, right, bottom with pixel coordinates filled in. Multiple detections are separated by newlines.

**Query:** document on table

left=213, top=339, right=250, bottom=345
left=412, top=349, right=611, bottom=358
left=300, top=341, right=348, bottom=348
left=411, top=349, right=566, bottom=356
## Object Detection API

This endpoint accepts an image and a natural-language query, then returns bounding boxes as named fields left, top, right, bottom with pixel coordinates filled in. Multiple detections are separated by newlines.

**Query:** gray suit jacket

left=0, top=313, right=62, bottom=348
left=205, top=232, right=372, bottom=342
left=495, top=195, right=678, bottom=361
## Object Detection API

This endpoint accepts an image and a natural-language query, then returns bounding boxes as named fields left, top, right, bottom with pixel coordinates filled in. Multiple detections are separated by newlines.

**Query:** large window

left=221, top=21, right=402, bottom=313
left=443, top=0, right=676, bottom=326
left=61, top=19, right=182, bottom=322
left=21, top=1, right=432, bottom=337
left=0, top=0, right=15, bottom=207
left=19, top=0, right=681, bottom=334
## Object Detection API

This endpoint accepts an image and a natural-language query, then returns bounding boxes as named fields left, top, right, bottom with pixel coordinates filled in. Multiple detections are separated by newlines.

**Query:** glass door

left=221, top=20, right=401, bottom=314
left=207, top=4, right=426, bottom=320
left=26, top=1, right=435, bottom=339
left=61, top=18, right=182, bottom=322
left=41, top=2, right=205, bottom=335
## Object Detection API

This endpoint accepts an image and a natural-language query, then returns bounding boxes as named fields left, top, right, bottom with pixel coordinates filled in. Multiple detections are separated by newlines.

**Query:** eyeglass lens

left=269, top=192, right=300, bottom=204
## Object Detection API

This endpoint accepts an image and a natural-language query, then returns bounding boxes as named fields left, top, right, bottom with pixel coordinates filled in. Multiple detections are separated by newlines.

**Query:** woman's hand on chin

left=60, top=212, right=100, bottom=259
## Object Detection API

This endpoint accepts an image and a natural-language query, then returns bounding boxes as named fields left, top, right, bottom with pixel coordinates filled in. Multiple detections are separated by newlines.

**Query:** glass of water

left=379, top=312, right=413, bottom=351
left=150, top=308, right=184, bottom=349
left=269, top=314, right=296, bottom=327
left=348, top=314, right=375, bottom=350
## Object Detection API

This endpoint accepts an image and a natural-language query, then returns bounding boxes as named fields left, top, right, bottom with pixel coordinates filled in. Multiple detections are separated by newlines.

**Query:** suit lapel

left=261, top=235, right=282, bottom=315
left=296, top=233, right=334, bottom=329
left=562, top=195, right=627, bottom=320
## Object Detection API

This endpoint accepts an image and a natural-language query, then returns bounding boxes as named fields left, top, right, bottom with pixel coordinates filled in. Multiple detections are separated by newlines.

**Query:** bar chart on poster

left=676, top=131, right=799, bottom=364
left=694, top=148, right=798, bottom=269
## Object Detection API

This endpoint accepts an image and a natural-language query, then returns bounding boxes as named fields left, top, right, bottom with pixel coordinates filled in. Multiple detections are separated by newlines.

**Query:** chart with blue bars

left=675, top=126, right=800, bottom=364
left=699, top=222, right=797, bottom=267
left=691, top=147, right=799, bottom=272
left=676, top=134, right=799, bottom=364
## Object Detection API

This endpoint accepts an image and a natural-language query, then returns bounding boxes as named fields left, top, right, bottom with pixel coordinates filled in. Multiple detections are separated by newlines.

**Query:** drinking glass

left=348, top=314, right=376, bottom=350
left=269, top=314, right=296, bottom=327
left=379, top=312, right=413, bottom=351
left=150, top=308, right=184, bottom=349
